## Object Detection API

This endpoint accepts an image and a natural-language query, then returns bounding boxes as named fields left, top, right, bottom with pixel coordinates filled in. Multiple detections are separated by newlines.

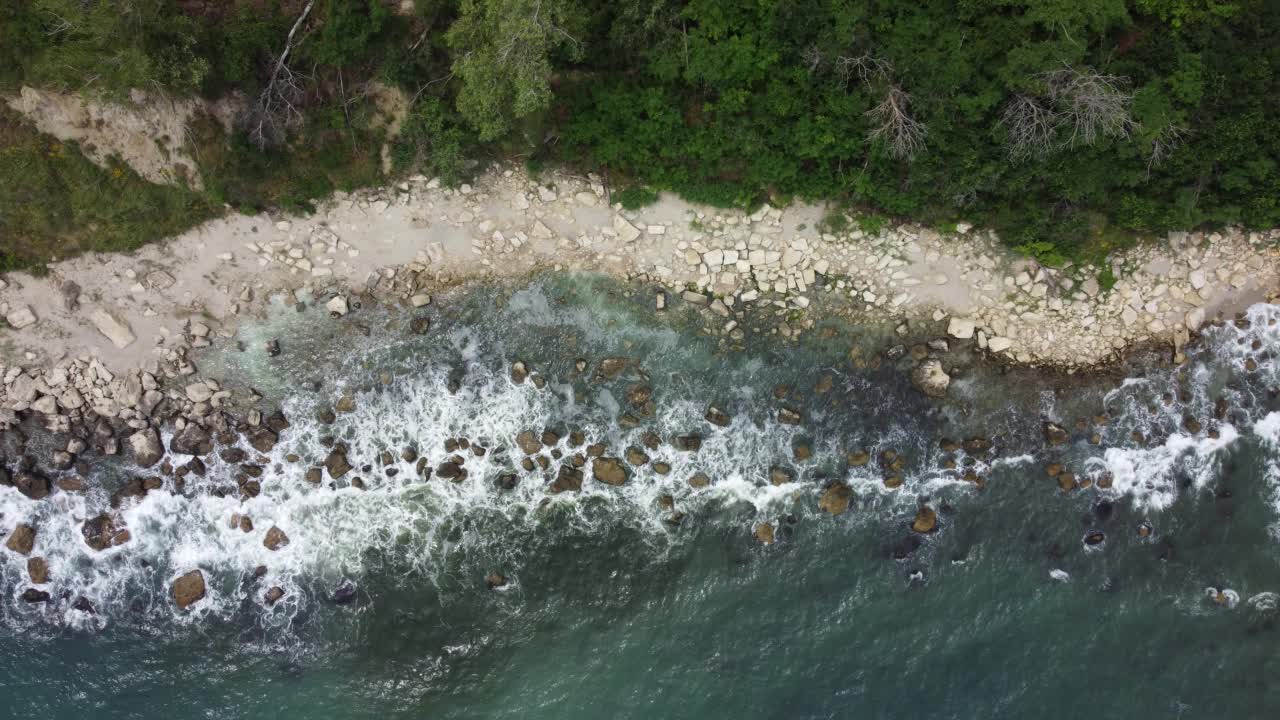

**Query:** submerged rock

left=263, top=526, right=290, bottom=551
left=688, top=472, right=711, bottom=488
left=705, top=404, right=732, bottom=427
left=754, top=522, right=776, bottom=545
left=264, top=586, right=285, bottom=605
left=27, top=557, right=49, bottom=584
left=14, top=471, right=51, bottom=500
left=818, top=483, right=853, bottom=515
left=172, top=570, right=206, bottom=609
left=1042, top=422, right=1070, bottom=446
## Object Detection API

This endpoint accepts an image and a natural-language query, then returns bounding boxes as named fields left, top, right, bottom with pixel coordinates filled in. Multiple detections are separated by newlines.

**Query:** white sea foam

left=1089, top=424, right=1240, bottom=511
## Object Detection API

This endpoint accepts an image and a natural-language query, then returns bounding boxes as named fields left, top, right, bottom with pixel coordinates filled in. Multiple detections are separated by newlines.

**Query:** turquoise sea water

left=2, top=275, right=1278, bottom=718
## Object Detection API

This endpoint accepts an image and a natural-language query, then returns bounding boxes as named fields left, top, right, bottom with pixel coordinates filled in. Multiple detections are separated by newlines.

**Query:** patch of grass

left=856, top=213, right=889, bottom=235
left=614, top=185, right=659, bottom=210
left=817, top=210, right=850, bottom=236
left=0, top=106, right=217, bottom=272
left=1097, top=265, right=1118, bottom=293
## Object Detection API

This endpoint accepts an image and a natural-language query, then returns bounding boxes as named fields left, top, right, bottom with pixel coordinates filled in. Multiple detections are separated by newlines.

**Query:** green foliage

left=391, top=96, right=478, bottom=186
left=448, top=0, right=586, bottom=141
left=0, top=107, right=216, bottom=272
left=614, top=186, right=659, bottom=210
left=1097, top=265, right=1118, bottom=292
left=856, top=214, right=889, bottom=235
left=304, top=0, right=391, bottom=68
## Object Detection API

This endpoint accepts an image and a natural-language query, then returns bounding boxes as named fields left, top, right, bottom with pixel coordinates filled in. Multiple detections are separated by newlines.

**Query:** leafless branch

left=802, top=45, right=824, bottom=74
left=1040, top=64, right=1134, bottom=147
left=1147, top=123, right=1187, bottom=175
left=865, top=86, right=926, bottom=158
left=835, top=52, right=893, bottom=89
left=998, top=94, right=1060, bottom=160
left=248, top=0, right=315, bottom=149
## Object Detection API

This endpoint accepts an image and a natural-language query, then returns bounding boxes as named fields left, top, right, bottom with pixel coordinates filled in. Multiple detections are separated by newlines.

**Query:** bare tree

left=1147, top=123, right=1187, bottom=175
left=1040, top=65, right=1134, bottom=148
left=834, top=52, right=893, bottom=89
left=802, top=45, right=824, bottom=74
left=998, top=94, right=1060, bottom=160
left=247, top=0, right=315, bottom=149
left=865, top=86, right=926, bottom=158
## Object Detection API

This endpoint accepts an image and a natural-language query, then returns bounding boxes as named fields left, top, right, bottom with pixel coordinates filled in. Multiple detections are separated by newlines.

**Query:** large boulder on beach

left=129, top=429, right=164, bottom=467
left=170, top=424, right=213, bottom=456
left=248, top=428, right=279, bottom=454
left=911, top=507, right=938, bottom=533
left=911, top=359, right=950, bottom=398
left=592, top=457, right=629, bottom=486
left=172, top=570, right=206, bottom=609
left=515, top=431, right=541, bottom=455
left=5, top=524, right=36, bottom=555
left=550, top=464, right=584, bottom=493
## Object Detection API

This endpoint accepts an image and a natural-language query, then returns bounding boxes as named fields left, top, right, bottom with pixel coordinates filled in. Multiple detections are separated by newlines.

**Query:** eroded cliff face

left=4, top=86, right=243, bottom=191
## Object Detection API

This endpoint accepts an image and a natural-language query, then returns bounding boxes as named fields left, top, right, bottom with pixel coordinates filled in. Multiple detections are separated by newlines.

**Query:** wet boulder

left=778, top=406, right=803, bottom=425
left=14, top=471, right=51, bottom=500
left=265, top=410, right=291, bottom=433
left=435, top=460, right=466, bottom=481
left=1084, top=531, right=1106, bottom=546
left=21, top=588, right=51, bottom=603
left=170, top=425, right=213, bottom=456
left=550, top=465, right=584, bottom=493
left=27, top=556, right=49, bottom=584
left=754, top=522, right=776, bottom=545
left=624, top=446, right=650, bottom=466
left=596, top=357, right=629, bottom=381
left=847, top=450, right=870, bottom=467
left=705, top=404, right=732, bottom=427
left=129, top=429, right=164, bottom=467
left=333, top=584, right=357, bottom=604
left=515, top=431, right=541, bottom=455
left=911, top=359, right=950, bottom=398
left=5, top=524, right=36, bottom=555
left=674, top=434, right=703, bottom=452
left=82, top=513, right=131, bottom=551
left=818, top=483, right=853, bottom=516
left=263, top=526, right=290, bottom=551
left=1042, top=422, right=1070, bottom=446
left=264, top=587, right=285, bottom=605
left=172, top=570, right=206, bottom=609
left=486, top=573, right=508, bottom=589
left=248, top=428, right=279, bottom=454
left=688, top=472, right=711, bottom=488
left=324, top=449, right=352, bottom=479
left=911, top=507, right=938, bottom=533
left=592, top=457, right=629, bottom=486
left=510, top=360, right=529, bottom=384
left=494, top=473, right=518, bottom=490
left=769, top=466, right=795, bottom=485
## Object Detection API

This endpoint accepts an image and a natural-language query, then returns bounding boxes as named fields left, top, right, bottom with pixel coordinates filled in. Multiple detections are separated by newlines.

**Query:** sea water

left=1, top=274, right=1278, bottom=718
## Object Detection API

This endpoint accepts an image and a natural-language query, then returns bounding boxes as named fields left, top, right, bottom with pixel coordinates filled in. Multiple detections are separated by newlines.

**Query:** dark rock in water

left=317, top=408, right=337, bottom=425
left=939, top=438, right=960, bottom=452
left=435, top=461, right=465, bottom=481
left=540, top=430, right=560, bottom=447
left=658, top=495, right=675, bottom=511
left=264, top=586, right=285, bottom=605
left=83, top=515, right=131, bottom=553
left=510, top=360, right=529, bottom=384
left=324, top=449, right=352, bottom=479
left=818, top=483, right=853, bottom=515
left=409, top=316, right=431, bottom=335
left=486, top=573, right=508, bottom=589
left=1084, top=531, right=1106, bottom=546
left=416, top=457, right=432, bottom=479
left=172, top=570, right=206, bottom=609
left=962, top=437, right=993, bottom=454
left=665, top=511, right=686, bottom=528
left=333, top=584, right=357, bottom=604
left=769, top=466, right=794, bottom=485
left=171, top=425, right=213, bottom=456
left=6, top=524, right=36, bottom=555
left=263, top=526, right=290, bottom=551
left=254, top=565, right=269, bottom=578
left=265, top=339, right=281, bottom=357
left=592, top=457, right=629, bottom=486
left=585, top=443, right=606, bottom=458
left=624, top=446, right=650, bottom=466
left=815, top=372, right=835, bottom=395
left=596, top=357, right=629, bottom=380
left=335, top=395, right=357, bottom=413
left=265, top=410, right=291, bottom=433
left=28, top=556, right=49, bottom=584
left=350, top=477, right=365, bottom=490
left=515, top=431, right=541, bottom=455
left=220, top=447, right=247, bottom=464
left=652, top=461, right=672, bottom=475
left=618, top=413, right=641, bottom=429
left=0, top=466, right=10, bottom=486
left=688, top=472, right=711, bottom=488
left=626, top=384, right=653, bottom=407
left=249, top=428, right=279, bottom=454
left=883, top=475, right=904, bottom=489
left=889, top=535, right=924, bottom=559
left=674, top=434, right=702, bottom=452
left=186, top=456, right=207, bottom=477
left=705, top=404, right=732, bottom=427
left=793, top=443, right=812, bottom=462
left=14, top=471, right=51, bottom=500
left=550, top=465, right=584, bottom=493
left=21, top=588, right=51, bottom=603
left=495, top=473, right=518, bottom=490
left=639, top=431, right=661, bottom=450
left=1182, top=415, right=1202, bottom=434
left=911, top=507, right=938, bottom=533
left=49, top=451, right=74, bottom=471
left=1094, top=500, right=1114, bottom=522
left=847, top=450, right=870, bottom=467
left=72, top=596, right=96, bottom=614
left=778, top=406, right=803, bottom=425
left=129, top=429, right=164, bottom=468
left=305, top=467, right=322, bottom=484
left=1042, top=422, right=1070, bottom=446
left=568, top=431, right=585, bottom=447
left=754, top=522, right=776, bottom=545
